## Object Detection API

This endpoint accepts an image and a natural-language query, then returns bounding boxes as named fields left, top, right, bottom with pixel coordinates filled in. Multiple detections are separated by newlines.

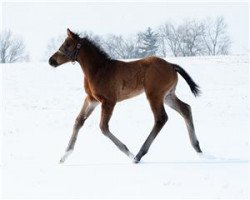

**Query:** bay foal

left=49, top=29, right=202, bottom=163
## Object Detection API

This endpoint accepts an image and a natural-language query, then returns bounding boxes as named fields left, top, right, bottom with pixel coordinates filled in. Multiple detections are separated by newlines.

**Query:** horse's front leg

left=99, top=101, right=134, bottom=160
left=60, top=96, right=98, bottom=163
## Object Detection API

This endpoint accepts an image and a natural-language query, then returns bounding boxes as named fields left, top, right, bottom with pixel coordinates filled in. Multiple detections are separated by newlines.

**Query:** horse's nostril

left=49, top=58, right=58, bottom=67
left=49, top=58, right=54, bottom=65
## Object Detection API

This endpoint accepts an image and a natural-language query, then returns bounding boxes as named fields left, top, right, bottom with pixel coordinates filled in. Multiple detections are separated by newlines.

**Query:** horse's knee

left=74, top=117, right=84, bottom=129
left=156, top=112, right=168, bottom=127
left=183, top=103, right=192, bottom=118
left=162, top=112, right=168, bottom=124
left=99, top=122, right=109, bottom=134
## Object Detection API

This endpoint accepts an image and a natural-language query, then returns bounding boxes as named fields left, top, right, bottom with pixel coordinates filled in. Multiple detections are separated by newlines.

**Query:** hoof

left=194, top=141, right=202, bottom=153
left=133, top=156, right=141, bottom=164
left=197, top=149, right=203, bottom=153
left=59, top=158, right=65, bottom=164
left=196, top=146, right=202, bottom=153
left=59, top=150, right=73, bottom=164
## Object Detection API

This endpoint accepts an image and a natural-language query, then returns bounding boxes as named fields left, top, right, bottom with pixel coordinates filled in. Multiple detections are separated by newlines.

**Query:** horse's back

left=113, top=56, right=177, bottom=101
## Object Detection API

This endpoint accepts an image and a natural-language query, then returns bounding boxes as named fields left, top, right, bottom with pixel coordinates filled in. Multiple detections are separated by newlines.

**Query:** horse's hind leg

left=60, top=96, right=98, bottom=163
left=134, top=95, right=168, bottom=163
left=165, top=93, right=202, bottom=153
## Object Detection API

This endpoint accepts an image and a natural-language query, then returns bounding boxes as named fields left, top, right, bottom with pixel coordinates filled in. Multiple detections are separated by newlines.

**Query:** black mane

left=76, top=34, right=112, bottom=61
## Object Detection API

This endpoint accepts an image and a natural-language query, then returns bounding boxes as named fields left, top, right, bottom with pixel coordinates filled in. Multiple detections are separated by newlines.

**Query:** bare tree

left=102, top=35, right=125, bottom=58
left=159, top=20, right=205, bottom=57
left=102, top=34, right=138, bottom=59
left=202, top=16, right=231, bottom=55
left=0, top=30, right=29, bottom=63
left=179, top=20, right=205, bottom=56
left=157, top=35, right=168, bottom=57
left=158, top=22, right=182, bottom=57
left=158, top=17, right=231, bottom=57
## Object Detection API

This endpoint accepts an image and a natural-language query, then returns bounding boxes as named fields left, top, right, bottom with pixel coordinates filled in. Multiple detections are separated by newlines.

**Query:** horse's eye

left=64, top=43, right=70, bottom=48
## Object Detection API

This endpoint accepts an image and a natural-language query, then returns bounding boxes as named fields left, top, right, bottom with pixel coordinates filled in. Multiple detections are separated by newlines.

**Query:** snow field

left=1, top=55, right=249, bottom=198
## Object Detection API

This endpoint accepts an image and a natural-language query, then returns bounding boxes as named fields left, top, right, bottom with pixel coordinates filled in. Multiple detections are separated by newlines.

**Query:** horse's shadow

left=140, top=152, right=249, bottom=165
left=60, top=152, right=249, bottom=167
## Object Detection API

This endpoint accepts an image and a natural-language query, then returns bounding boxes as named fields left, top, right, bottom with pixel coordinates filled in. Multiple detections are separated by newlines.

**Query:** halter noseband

left=59, top=42, right=82, bottom=62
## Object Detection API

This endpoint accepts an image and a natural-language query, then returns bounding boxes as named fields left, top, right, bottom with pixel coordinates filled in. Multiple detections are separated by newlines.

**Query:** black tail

left=173, top=64, right=201, bottom=97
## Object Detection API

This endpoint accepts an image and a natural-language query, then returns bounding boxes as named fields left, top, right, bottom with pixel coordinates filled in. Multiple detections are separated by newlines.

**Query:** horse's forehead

left=64, top=37, right=74, bottom=43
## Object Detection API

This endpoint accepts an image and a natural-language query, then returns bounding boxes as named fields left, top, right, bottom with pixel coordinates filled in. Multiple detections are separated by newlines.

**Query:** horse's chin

left=50, top=64, right=59, bottom=68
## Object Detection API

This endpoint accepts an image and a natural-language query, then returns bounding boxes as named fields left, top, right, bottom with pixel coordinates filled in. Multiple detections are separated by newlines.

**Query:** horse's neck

left=77, top=50, right=104, bottom=78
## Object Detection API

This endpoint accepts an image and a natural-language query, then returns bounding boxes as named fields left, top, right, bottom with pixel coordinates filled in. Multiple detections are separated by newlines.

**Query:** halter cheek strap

left=74, top=43, right=82, bottom=61
left=60, top=42, right=82, bottom=62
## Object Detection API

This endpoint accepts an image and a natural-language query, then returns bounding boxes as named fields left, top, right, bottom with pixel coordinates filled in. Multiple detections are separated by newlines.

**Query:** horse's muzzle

left=49, top=57, right=58, bottom=67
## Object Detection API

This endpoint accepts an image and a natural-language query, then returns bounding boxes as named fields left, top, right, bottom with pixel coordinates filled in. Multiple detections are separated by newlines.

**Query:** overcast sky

left=2, top=1, right=249, bottom=61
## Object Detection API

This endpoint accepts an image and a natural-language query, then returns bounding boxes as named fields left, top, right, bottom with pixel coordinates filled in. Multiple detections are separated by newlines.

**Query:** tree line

left=1, top=16, right=231, bottom=63
left=45, top=16, right=231, bottom=60
left=0, top=30, right=29, bottom=63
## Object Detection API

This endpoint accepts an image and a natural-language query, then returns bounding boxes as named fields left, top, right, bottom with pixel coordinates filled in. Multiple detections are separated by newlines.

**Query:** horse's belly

left=118, top=87, right=144, bottom=101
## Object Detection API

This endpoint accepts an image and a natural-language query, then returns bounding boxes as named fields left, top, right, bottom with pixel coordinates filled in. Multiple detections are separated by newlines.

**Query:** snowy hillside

left=1, top=55, right=249, bottom=198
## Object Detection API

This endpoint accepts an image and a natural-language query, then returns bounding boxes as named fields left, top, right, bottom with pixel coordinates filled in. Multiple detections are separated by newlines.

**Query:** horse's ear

left=67, top=28, right=73, bottom=38
left=67, top=28, right=78, bottom=40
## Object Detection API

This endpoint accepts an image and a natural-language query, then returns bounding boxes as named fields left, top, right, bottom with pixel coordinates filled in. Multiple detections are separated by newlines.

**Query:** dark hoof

left=197, top=149, right=203, bottom=153
left=133, top=156, right=141, bottom=164
left=194, top=141, right=202, bottom=153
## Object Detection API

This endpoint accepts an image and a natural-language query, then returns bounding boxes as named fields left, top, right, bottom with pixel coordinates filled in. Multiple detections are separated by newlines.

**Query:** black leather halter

left=59, top=42, right=82, bottom=62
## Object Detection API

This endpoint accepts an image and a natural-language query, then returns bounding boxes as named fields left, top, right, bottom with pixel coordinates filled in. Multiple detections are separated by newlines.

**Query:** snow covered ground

left=1, top=55, right=249, bottom=198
